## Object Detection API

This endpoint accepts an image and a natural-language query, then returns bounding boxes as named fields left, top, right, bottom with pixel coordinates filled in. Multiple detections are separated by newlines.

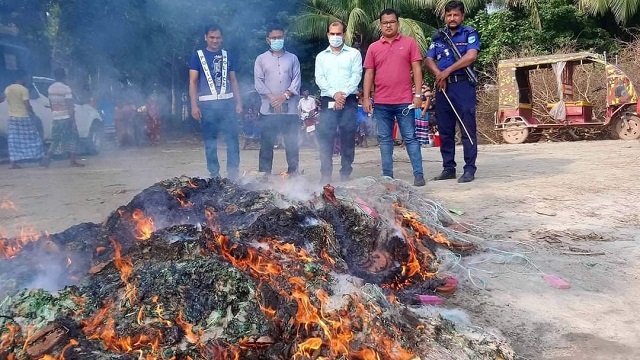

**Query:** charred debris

left=0, top=176, right=514, bottom=359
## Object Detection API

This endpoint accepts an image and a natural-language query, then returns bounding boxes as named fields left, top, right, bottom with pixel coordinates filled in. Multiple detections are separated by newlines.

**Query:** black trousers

left=258, top=114, right=299, bottom=174
left=434, top=80, right=477, bottom=175
left=317, top=95, right=358, bottom=177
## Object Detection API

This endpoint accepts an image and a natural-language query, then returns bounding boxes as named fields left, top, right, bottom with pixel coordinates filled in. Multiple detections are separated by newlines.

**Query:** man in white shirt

left=47, top=68, right=85, bottom=167
left=297, top=89, right=317, bottom=119
left=315, top=21, right=362, bottom=183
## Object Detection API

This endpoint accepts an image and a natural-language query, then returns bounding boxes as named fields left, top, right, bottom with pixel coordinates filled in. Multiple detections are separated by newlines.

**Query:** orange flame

left=111, top=238, right=137, bottom=304
left=175, top=311, right=202, bottom=344
left=80, top=301, right=162, bottom=356
left=0, top=226, right=43, bottom=259
left=187, top=179, right=199, bottom=188
left=131, top=209, right=155, bottom=240
left=205, top=231, right=417, bottom=359
left=319, top=247, right=336, bottom=266
left=295, top=337, right=323, bottom=356
left=394, top=203, right=451, bottom=247
left=137, top=306, right=145, bottom=325
left=59, top=338, right=80, bottom=360
left=172, top=189, right=193, bottom=208
left=204, top=208, right=220, bottom=232
left=0, top=323, right=20, bottom=354
left=211, top=234, right=283, bottom=278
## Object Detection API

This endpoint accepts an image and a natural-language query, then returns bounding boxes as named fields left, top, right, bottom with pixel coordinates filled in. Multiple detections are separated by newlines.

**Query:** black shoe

left=457, top=172, right=475, bottom=183
left=414, top=176, right=426, bottom=187
left=340, top=174, right=350, bottom=182
left=433, top=170, right=456, bottom=181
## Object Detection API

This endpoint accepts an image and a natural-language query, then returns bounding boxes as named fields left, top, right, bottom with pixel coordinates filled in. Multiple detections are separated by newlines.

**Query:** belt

left=447, top=74, right=469, bottom=84
left=321, top=94, right=357, bottom=100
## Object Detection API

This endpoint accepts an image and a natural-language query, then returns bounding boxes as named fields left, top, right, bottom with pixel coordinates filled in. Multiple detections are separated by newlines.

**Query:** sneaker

left=414, top=176, right=426, bottom=187
left=457, top=172, right=475, bottom=183
left=433, top=170, right=456, bottom=181
left=320, top=175, right=332, bottom=184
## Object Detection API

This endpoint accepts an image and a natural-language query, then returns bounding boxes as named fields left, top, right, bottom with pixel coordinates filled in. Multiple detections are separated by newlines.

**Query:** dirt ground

left=0, top=137, right=638, bottom=360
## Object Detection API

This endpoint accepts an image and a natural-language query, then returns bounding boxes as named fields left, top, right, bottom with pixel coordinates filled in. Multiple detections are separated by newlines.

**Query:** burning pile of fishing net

left=0, top=176, right=514, bottom=359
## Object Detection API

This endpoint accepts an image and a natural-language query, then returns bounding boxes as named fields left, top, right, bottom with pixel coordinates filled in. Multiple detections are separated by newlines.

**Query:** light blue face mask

left=270, top=39, right=284, bottom=51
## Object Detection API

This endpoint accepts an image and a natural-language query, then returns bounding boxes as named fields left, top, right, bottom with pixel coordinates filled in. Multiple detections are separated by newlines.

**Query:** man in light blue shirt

left=315, top=21, right=363, bottom=183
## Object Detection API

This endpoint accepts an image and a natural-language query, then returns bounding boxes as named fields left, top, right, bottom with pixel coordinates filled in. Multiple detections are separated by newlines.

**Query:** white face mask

left=269, top=39, right=284, bottom=51
left=328, top=35, right=344, bottom=48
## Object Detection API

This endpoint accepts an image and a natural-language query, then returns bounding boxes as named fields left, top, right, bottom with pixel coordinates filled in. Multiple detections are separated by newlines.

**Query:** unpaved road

left=1, top=138, right=639, bottom=359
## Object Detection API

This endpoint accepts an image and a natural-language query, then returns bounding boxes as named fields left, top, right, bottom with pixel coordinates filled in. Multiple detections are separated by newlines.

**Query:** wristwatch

left=413, top=94, right=422, bottom=98
left=284, top=92, right=291, bottom=100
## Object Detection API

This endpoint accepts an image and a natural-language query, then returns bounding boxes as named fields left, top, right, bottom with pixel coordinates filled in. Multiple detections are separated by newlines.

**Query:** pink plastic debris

left=417, top=294, right=444, bottom=305
left=445, top=277, right=458, bottom=287
left=354, top=197, right=380, bottom=219
left=543, top=274, right=570, bottom=289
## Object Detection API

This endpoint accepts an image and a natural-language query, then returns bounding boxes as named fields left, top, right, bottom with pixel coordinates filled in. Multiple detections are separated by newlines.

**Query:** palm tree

left=577, top=0, right=640, bottom=24
left=485, top=0, right=542, bottom=29
left=291, top=0, right=440, bottom=53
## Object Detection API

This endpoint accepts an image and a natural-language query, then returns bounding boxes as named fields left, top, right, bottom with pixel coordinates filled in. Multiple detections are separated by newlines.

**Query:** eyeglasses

left=381, top=20, right=398, bottom=26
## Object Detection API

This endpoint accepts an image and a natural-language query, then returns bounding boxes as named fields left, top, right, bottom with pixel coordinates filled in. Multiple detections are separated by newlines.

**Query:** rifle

left=437, top=29, right=478, bottom=84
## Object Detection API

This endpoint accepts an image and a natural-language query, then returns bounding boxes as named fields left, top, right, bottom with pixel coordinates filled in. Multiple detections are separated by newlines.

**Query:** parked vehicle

left=495, top=52, right=640, bottom=143
left=0, top=76, right=104, bottom=154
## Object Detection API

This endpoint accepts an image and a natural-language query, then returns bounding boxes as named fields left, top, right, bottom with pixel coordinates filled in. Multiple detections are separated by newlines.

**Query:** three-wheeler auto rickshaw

left=495, top=52, right=640, bottom=143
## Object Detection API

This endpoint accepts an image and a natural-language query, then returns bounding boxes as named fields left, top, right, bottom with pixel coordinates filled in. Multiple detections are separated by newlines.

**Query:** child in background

left=415, top=85, right=434, bottom=146
left=356, top=89, right=369, bottom=147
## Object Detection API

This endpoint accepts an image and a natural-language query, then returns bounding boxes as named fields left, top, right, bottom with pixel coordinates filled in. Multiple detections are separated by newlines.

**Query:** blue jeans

left=199, top=102, right=240, bottom=178
left=374, top=104, right=424, bottom=178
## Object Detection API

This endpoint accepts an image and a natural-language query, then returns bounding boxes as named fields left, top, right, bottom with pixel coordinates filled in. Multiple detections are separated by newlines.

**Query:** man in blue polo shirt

left=189, top=24, right=243, bottom=179
left=425, top=0, right=480, bottom=183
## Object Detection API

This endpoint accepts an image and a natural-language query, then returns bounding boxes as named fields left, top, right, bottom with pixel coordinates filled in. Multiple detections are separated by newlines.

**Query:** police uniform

left=426, top=25, right=480, bottom=177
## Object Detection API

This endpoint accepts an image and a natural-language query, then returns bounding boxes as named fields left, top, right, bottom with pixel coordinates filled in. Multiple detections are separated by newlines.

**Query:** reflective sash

left=197, top=49, right=233, bottom=101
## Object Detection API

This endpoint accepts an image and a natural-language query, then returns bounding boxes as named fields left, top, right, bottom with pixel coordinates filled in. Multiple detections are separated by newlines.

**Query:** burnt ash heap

left=0, top=177, right=514, bottom=359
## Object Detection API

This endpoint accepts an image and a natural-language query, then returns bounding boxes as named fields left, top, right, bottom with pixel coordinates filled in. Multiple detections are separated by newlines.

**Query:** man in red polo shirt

left=362, top=8, right=425, bottom=186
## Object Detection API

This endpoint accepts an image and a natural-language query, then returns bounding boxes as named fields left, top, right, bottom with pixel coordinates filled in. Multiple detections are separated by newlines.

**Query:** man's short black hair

left=444, top=0, right=465, bottom=14
left=204, top=24, right=223, bottom=35
left=379, top=8, right=399, bottom=21
left=266, top=24, right=285, bottom=37
left=327, top=21, right=346, bottom=33
left=53, top=68, right=66, bottom=82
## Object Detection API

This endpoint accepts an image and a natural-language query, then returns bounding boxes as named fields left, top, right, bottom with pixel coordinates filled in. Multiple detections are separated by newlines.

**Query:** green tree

left=578, top=0, right=640, bottom=24
left=468, top=0, right=617, bottom=72
left=291, top=0, right=436, bottom=52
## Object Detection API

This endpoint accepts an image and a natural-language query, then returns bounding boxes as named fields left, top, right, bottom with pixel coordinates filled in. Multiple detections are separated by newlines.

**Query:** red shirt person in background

left=362, top=8, right=425, bottom=187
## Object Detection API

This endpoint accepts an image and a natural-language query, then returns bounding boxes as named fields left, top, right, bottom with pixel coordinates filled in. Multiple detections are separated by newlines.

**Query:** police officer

left=425, top=0, right=480, bottom=183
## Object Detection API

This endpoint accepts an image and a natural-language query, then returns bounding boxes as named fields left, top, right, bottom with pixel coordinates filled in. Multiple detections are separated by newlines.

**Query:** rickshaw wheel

left=611, top=115, right=640, bottom=140
left=501, top=119, right=530, bottom=144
